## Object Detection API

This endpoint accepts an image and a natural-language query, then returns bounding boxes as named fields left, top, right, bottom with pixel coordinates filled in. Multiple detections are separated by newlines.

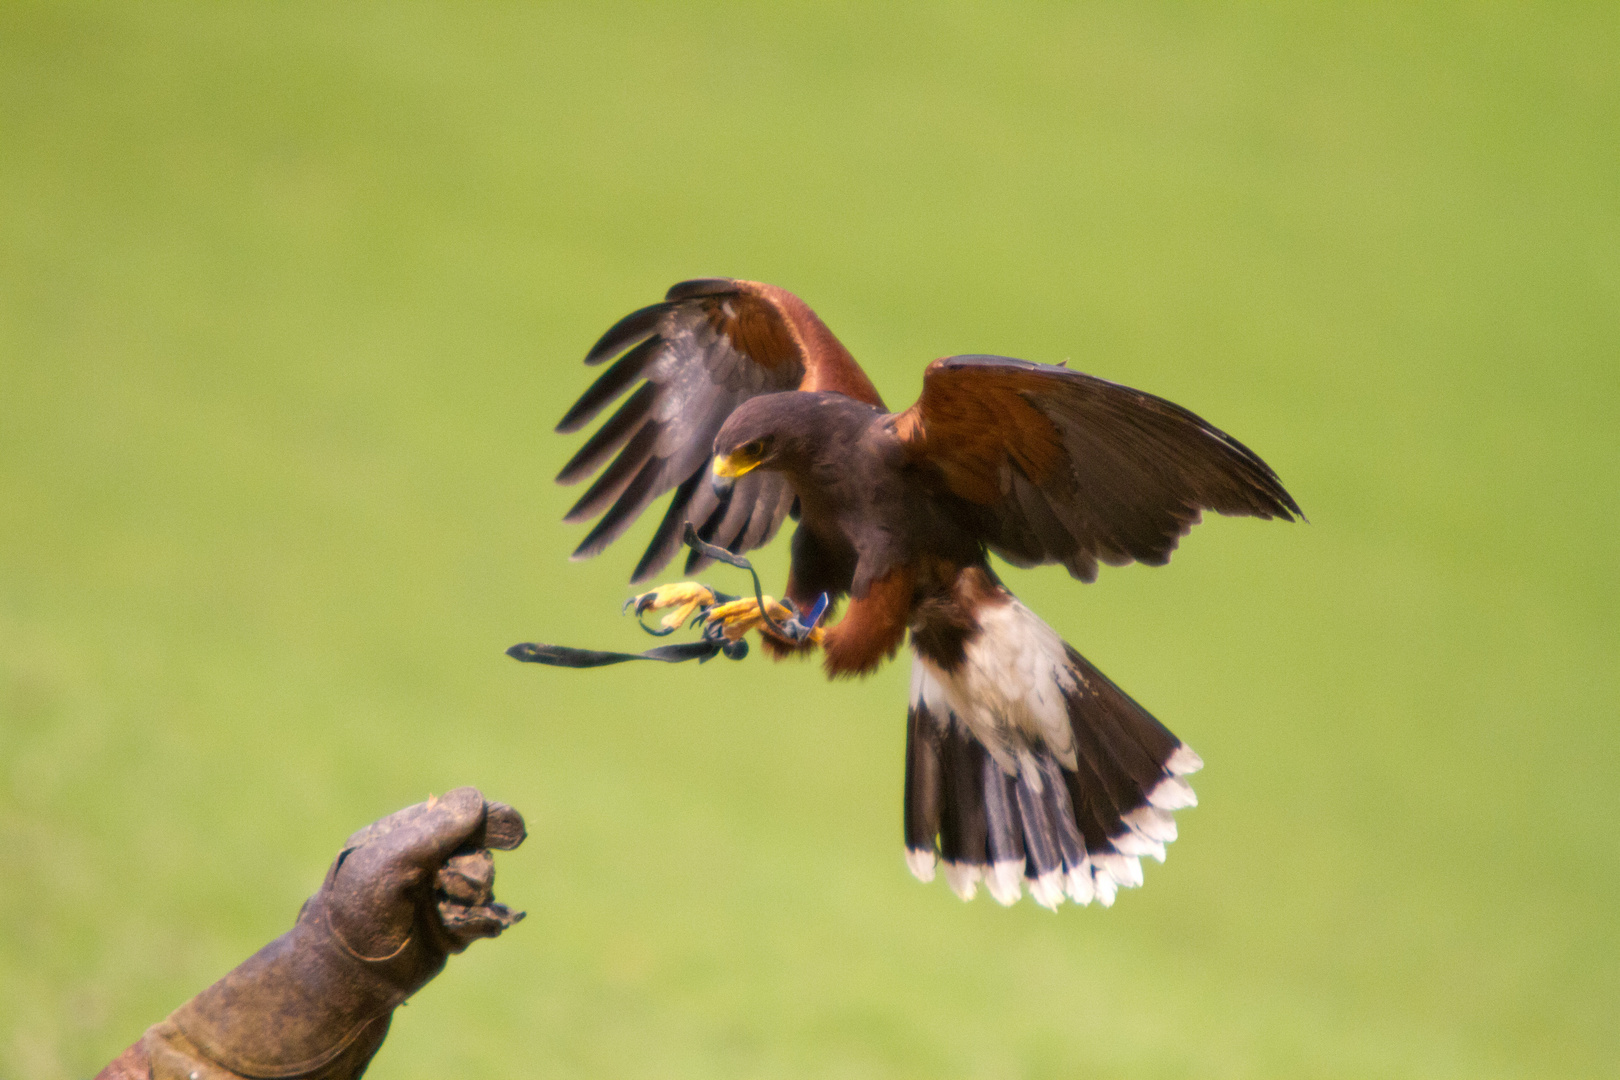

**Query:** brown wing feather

left=558, top=279, right=882, bottom=582
left=894, top=355, right=1300, bottom=582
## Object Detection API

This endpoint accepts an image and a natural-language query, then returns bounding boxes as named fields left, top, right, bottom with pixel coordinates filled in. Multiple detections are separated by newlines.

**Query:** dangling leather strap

left=505, top=638, right=745, bottom=667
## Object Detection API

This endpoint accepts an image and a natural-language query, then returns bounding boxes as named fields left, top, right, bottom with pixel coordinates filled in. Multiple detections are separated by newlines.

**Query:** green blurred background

left=2, top=3, right=1616, bottom=1077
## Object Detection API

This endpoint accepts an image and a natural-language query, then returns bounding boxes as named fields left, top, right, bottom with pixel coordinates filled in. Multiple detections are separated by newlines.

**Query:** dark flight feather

left=573, top=454, right=667, bottom=559
left=584, top=301, right=672, bottom=366
left=563, top=416, right=661, bottom=524
left=556, top=381, right=658, bottom=487
left=558, top=337, right=661, bottom=434
left=633, top=466, right=709, bottom=583
left=904, top=700, right=944, bottom=858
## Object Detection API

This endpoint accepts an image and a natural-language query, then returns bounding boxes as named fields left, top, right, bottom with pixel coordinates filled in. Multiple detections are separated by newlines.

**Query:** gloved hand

left=97, top=787, right=525, bottom=1080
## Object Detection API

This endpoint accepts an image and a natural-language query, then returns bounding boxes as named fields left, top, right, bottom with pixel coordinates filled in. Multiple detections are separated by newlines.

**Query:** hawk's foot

left=624, top=582, right=725, bottom=636
left=701, top=592, right=829, bottom=645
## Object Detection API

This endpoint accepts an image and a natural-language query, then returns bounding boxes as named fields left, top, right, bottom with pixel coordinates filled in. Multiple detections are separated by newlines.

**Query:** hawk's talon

left=625, top=582, right=721, bottom=636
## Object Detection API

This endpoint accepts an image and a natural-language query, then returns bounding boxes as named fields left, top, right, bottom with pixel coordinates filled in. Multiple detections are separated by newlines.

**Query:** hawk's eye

left=742, top=439, right=767, bottom=459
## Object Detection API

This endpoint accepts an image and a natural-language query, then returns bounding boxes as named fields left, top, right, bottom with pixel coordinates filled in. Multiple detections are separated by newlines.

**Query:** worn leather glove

left=98, top=787, right=525, bottom=1080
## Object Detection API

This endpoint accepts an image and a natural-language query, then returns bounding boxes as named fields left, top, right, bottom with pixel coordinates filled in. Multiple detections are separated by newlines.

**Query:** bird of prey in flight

left=544, top=278, right=1301, bottom=909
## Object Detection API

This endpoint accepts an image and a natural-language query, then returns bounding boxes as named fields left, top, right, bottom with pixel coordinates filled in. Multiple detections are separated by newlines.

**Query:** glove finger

left=436, top=849, right=495, bottom=905
left=368, top=786, right=487, bottom=872
left=437, top=902, right=526, bottom=948
left=479, top=802, right=527, bottom=850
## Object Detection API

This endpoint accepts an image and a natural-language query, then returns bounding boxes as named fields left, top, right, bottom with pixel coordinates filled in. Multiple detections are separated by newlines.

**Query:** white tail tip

left=906, top=848, right=936, bottom=883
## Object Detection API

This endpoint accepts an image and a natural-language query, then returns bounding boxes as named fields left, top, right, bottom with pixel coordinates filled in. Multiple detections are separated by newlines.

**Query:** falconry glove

left=101, top=787, right=524, bottom=1080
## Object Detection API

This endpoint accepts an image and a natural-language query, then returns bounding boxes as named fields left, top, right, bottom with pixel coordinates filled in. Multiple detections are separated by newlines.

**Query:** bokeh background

left=3, top=4, right=1616, bottom=1077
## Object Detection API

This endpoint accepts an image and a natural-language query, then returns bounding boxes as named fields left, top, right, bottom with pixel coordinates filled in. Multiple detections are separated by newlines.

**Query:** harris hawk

left=543, top=278, right=1301, bottom=909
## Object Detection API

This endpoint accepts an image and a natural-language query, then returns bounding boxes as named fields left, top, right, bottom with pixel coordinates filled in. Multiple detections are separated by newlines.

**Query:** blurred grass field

left=2, top=3, right=1617, bottom=1077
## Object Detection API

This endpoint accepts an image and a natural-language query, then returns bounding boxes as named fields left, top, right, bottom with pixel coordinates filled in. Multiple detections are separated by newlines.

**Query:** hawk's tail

left=904, top=640, right=1202, bottom=909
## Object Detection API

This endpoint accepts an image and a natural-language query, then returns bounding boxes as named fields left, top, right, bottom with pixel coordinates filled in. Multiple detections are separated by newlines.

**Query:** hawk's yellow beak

left=712, top=452, right=759, bottom=479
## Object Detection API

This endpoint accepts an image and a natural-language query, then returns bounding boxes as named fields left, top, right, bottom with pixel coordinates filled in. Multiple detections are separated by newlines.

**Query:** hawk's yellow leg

left=702, top=596, right=826, bottom=644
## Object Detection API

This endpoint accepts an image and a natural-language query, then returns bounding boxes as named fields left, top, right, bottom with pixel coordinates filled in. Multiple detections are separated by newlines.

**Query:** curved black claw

left=621, top=592, right=679, bottom=636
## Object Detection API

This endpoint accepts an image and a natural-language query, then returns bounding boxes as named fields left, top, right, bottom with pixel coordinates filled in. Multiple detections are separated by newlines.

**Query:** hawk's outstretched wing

left=893, top=355, right=1301, bottom=582
left=558, top=278, right=884, bottom=582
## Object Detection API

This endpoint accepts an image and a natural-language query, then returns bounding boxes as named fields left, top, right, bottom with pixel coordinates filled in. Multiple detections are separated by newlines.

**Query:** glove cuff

left=164, top=890, right=444, bottom=1078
